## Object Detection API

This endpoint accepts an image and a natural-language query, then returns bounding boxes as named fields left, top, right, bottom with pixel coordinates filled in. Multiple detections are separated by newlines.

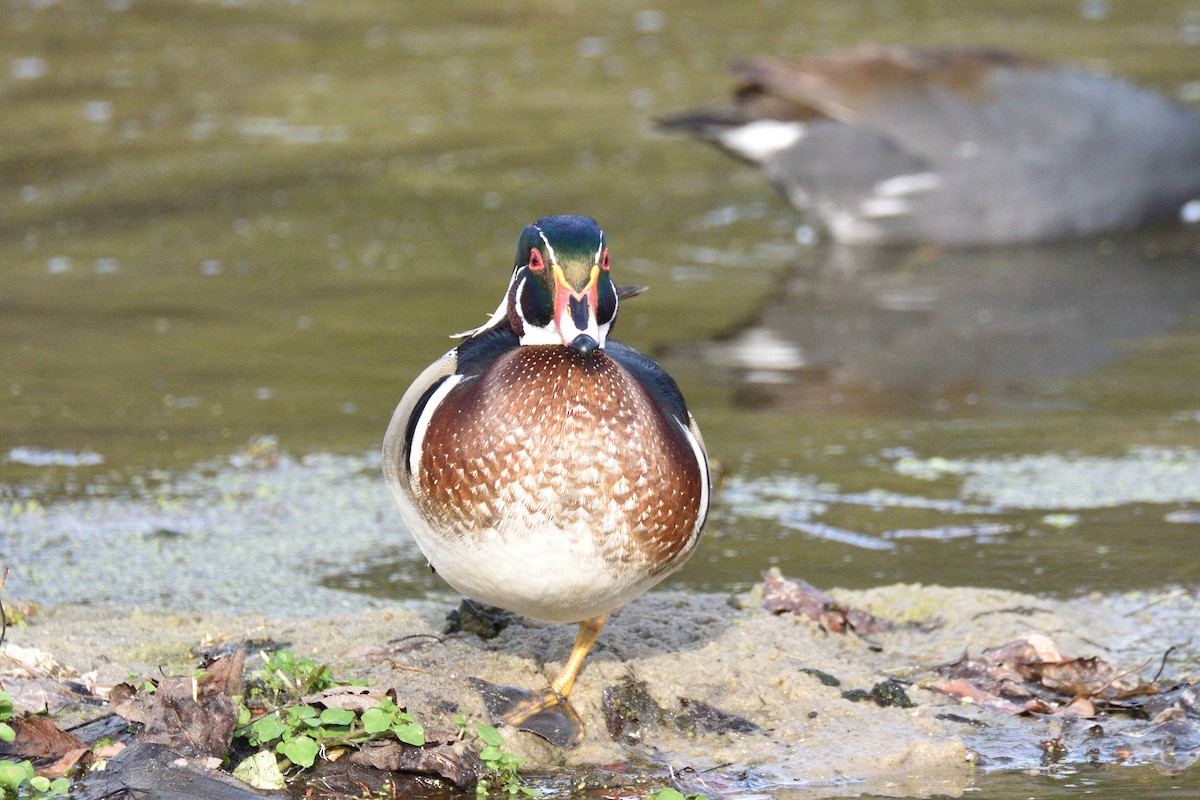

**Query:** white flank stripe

left=407, top=373, right=465, bottom=480
left=678, top=416, right=710, bottom=540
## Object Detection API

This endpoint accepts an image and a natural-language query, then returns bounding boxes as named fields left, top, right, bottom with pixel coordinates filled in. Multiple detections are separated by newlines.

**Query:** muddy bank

left=6, top=580, right=1197, bottom=798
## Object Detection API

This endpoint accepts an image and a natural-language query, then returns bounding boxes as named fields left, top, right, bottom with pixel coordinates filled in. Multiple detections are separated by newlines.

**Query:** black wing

left=456, top=325, right=520, bottom=377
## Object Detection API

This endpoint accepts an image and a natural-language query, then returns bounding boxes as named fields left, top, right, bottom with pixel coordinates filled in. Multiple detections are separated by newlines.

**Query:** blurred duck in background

left=660, top=46, right=1200, bottom=246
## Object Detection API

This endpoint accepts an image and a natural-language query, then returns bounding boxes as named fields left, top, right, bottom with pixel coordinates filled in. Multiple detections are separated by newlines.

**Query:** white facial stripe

left=717, top=120, right=805, bottom=162
left=407, top=373, right=464, bottom=479
left=534, top=226, right=557, bottom=265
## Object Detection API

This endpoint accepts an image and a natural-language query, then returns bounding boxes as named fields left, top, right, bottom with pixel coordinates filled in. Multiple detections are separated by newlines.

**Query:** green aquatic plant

left=235, top=651, right=424, bottom=771
left=245, top=648, right=347, bottom=702
left=474, top=723, right=537, bottom=797
left=646, top=789, right=708, bottom=800
left=0, top=692, right=70, bottom=798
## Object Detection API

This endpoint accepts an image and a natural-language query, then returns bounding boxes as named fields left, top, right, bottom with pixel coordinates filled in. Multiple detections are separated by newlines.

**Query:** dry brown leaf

left=299, top=685, right=389, bottom=712
left=761, top=568, right=890, bottom=634
left=345, top=738, right=477, bottom=787
left=109, top=651, right=245, bottom=757
left=931, top=633, right=1157, bottom=716
left=0, top=713, right=85, bottom=759
left=37, top=747, right=89, bottom=779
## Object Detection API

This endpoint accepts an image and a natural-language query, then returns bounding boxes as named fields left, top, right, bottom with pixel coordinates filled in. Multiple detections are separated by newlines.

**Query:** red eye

left=600, top=247, right=609, bottom=272
left=528, top=249, right=545, bottom=272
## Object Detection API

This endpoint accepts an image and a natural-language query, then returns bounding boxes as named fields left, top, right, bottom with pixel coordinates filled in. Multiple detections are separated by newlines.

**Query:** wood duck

left=382, top=215, right=709, bottom=743
left=659, top=46, right=1200, bottom=246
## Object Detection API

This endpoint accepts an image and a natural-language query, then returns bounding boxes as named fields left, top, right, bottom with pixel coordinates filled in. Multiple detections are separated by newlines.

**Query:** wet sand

left=8, top=581, right=1196, bottom=798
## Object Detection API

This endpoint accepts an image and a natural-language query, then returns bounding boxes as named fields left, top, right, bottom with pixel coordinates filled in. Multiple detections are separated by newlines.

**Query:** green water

left=3, top=2, right=1200, bottom=795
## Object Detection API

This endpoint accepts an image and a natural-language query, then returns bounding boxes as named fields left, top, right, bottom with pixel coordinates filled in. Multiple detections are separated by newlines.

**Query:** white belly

left=393, top=490, right=666, bottom=622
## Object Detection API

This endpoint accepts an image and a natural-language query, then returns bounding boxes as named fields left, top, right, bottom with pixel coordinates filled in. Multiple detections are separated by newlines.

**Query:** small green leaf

left=277, top=735, right=320, bottom=769
left=0, top=692, right=14, bottom=719
left=0, top=723, right=14, bottom=743
left=50, top=777, right=71, bottom=794
left=476, top=723, right=503, bottom=748
left=478, top=744, right=502, bottom=762
left=269, top=650, right=295, bottom=671
left=0, top=759, right=33, bottom=791
left=393, top=722, right=425, bottom=747
left=319, top=707, right=355, bottom=726
left=287, top=705, right=318, bottom=720
left=360, top=707, right=391, bottom=734
left=250, top=714, right=288, bottom=745
left=236, top=704, right=251, bottom=727
left=649, top=790, right=685, bottom=800
left=29, top=775, right=50, bottom=791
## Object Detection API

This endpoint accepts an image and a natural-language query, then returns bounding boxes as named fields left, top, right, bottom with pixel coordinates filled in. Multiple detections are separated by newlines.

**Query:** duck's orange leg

left=501, top=614, right=607, bottom=740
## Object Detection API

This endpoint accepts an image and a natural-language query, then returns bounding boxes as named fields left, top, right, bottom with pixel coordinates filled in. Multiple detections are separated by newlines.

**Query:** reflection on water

left=695, top=230, right=1200, bottom=414
left=2, top=0, right=1200, bottom=604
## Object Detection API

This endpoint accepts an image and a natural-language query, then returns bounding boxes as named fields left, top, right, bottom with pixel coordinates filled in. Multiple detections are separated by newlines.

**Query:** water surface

left=2, top=2, right=1200, bottom=794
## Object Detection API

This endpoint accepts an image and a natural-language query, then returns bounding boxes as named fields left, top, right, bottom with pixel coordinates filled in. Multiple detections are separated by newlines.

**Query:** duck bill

left=553, top=264, right=601, bottom=357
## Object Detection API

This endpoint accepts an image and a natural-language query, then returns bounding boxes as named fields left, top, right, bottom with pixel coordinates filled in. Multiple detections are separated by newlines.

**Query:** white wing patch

left=718, top=120, right=806, bottom=162
left=872, top=172, right=942, bottom=198
left=859, top=197, right=911, bottom=218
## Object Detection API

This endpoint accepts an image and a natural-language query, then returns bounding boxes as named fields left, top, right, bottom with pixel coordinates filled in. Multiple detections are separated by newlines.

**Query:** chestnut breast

left=417, top=345, right=703, bottom=571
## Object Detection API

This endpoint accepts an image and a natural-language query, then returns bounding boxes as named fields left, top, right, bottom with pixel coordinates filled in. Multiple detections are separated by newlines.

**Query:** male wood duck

left=382, top=215, right=709, bottom=743
left=659, top=46, right=1200, bottom=246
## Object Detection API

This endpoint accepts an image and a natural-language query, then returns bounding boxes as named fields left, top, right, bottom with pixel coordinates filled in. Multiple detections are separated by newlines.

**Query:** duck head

left=503, top=215, right=617, bottom=358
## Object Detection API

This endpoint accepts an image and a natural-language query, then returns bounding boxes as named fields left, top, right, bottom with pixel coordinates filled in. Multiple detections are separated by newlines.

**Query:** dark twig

left=0, top=565, right=9, bottom=648
left=1151, top=645, right=1178, bottom=684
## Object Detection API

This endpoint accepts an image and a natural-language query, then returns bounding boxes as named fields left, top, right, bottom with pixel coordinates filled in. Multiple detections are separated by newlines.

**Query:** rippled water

left=3, top=2, right=1200, bottom=795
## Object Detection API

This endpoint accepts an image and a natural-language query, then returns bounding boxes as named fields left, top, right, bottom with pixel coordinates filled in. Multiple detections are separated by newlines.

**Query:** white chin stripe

left=718, top=120, right=805, bottom=162
left=555, top=308, right=601, bottom=349
left=519, top=324, right=563, bottom=346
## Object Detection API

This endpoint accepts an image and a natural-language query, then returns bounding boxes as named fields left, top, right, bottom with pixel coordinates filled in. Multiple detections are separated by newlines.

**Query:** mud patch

left=5, top=581, right=1197, bottom=797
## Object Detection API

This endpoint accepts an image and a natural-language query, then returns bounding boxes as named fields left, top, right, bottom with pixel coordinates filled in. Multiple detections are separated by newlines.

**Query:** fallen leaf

left=299, top=685, right=388, bottom=713
left=2, top=678, right=102, bottom=715
left=761, top=568, right=891, bottom=634
left=93, top=741, right=127, bottom=759
left=345, top=738, right=477, bottom=787
left=0, top=714, right=85, bottom=759
left=232, top=750, right=287, bottom=790
left=109, top=651, right=245, bottom=757
left=929, top=633, right=1157, bottom=717
left=37, top=747, right=89, bottom=779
